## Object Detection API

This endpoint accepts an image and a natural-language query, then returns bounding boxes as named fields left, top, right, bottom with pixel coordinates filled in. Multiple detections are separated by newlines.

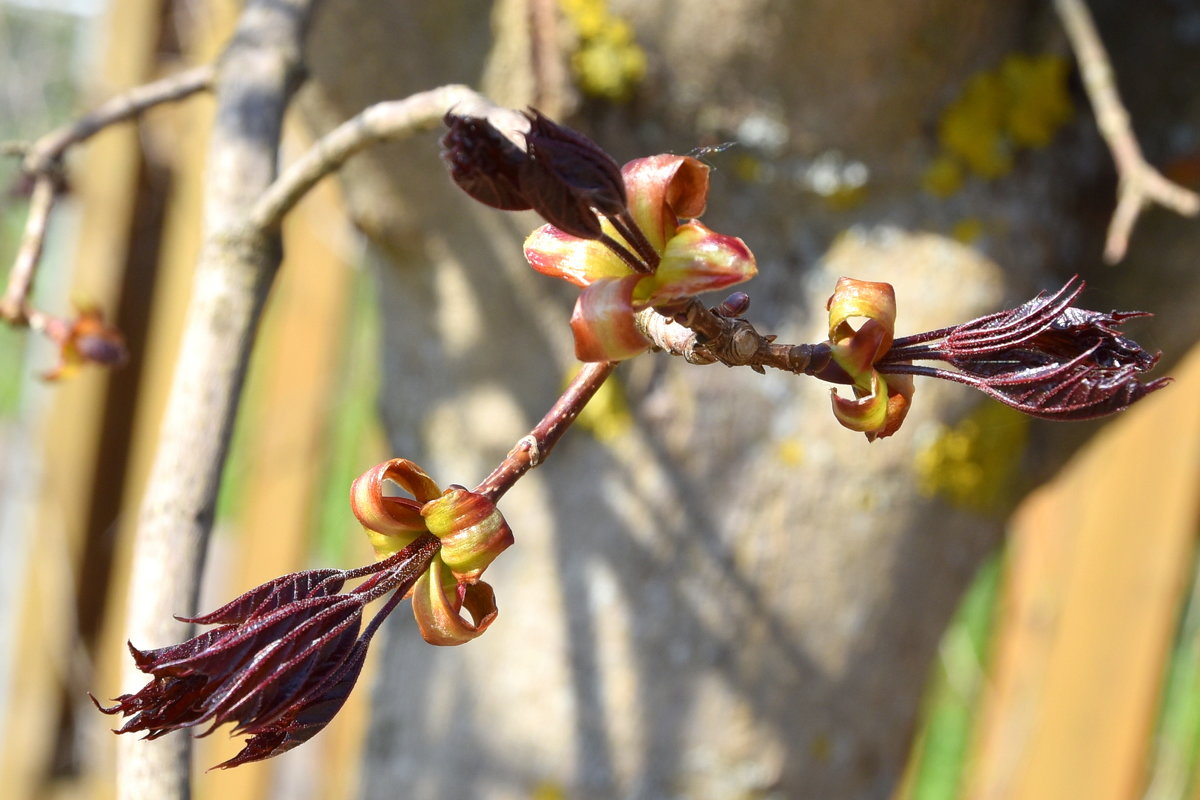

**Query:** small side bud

left=410, top=559, right=500, bottom=646
left=422, top=486, right=514, bottom=582
left=822, top=277, right=911, bottom=440
left=716, top=291, right=751, bottom=318
left=40, top=304, right=128, bottom=381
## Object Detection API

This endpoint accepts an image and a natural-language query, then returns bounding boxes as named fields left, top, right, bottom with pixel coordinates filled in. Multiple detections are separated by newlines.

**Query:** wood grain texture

left=967, top=342, right=1200, bottom=800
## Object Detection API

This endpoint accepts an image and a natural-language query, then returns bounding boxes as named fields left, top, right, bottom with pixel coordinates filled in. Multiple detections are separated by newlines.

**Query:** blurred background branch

left=118, top=1, right=313, bottom=797
left=1054, top=0, right=1200, bottom=263
left=0, top=0, right=1196, bottom=799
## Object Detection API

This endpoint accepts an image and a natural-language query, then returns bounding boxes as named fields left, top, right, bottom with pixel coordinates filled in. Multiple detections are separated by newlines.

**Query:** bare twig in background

left=249, top=84, right=493, bottom=232
left=117, top=3, right=313, bottom=799
left=0, top=64, right=214, bottom=326
left=22, top=64, right=214, bottom=174
left=528, top=0, right=569, bottom=111
left=0, top=177, right=56, bottom=325
left=1054, top=0, right=1200, bottom=263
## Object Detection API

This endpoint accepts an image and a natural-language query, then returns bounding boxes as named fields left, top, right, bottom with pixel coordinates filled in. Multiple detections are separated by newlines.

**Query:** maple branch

left=637, top=298, right=831, bottom=377
left=476, top=298, right=833, bottom=504
left=1054, top=0, right=1199, bottom=263
left=475, top=360, right=617, bottom=503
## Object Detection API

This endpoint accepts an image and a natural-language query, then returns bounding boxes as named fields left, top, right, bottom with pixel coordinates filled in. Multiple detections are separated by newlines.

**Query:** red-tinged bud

left=527, top=220, right=756, bottom=362
left=99, top=450, right=522, bottom=768
left=818, top=275, right=1166, bottom=435
left=410, top=558, right=499, bottom=646
left=447, top=108, right=758, bottom=363
left=570, top=275, right=651, bottom=361
left=350, top=459, right=515, bottom=645
left=717, top=291, right=751, bottom=318
left=822, top=277, right=910, bottom=440
left=423, top=485, right=514, bottom=581
left=40, top=304, right=128, bottom=381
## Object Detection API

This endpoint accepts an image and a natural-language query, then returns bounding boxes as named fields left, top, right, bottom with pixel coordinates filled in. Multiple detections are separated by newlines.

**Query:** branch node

left=517, top=434, right=542, bottom=467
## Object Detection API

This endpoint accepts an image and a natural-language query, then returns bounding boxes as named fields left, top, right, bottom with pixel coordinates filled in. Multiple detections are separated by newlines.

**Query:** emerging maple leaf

left=875, top=275, right=1169, bottom=420
left=94, top=536, right=439, bottom=769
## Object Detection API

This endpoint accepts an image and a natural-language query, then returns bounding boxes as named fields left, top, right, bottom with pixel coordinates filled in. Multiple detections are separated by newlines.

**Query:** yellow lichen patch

left=915, top=402, right=1029, bottom=512
left=922, top=154, right=965, bottom=198
left=822, top=183, right=870, bottom=212
left=559, top=0, right=647, bottom=101
left=732, top=152, right=767, bottom=183
left=1002, top=54, right=1073, bottom=148
left=951, top=217, right=984, bottom=244
left=775, top=437, right=805, bottom=467
left=938, top=71, right=1013, bottom=179
left=531, top=780, right=569, bottom=800
left=927, top=53, right=1074, bottom=194
left=571, top=366, right=633, bottom=442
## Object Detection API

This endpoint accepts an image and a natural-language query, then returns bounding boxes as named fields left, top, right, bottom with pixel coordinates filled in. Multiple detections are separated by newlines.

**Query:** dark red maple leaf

left=94, top=535, right=439, bottom=769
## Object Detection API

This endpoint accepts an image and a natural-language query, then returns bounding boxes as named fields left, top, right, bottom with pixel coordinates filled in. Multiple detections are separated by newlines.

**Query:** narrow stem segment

left=1, top=177, right=56, bottom=324
left=249, top=85, right=490, bottom=232
left=24, top=64, right=214, bottom=174
left=638, top=298, right=830, bottom=376
left=475, top=360, right=617, bottom=503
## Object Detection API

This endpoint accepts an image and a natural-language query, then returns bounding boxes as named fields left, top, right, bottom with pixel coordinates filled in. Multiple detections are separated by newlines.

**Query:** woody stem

left=474, top=360, right=617, bottom=503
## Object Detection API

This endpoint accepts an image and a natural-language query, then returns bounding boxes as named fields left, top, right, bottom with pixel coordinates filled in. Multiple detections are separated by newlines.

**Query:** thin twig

left=24, top=64, right=214, bottom=174
left=249, top=84, right=496, bottom=232
left=1054, top=0, right=1200, bottom=263
left=1, top=177, right=57, bottom=324
left=117, top=4, right=312, bottom=799
left=1, top=64, right=214, bottom=329
left=636, top=298, right=829, bottom=376
left=475, top=360, right=617, bottom=503
left=475, top=296, right=834, bottom=503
